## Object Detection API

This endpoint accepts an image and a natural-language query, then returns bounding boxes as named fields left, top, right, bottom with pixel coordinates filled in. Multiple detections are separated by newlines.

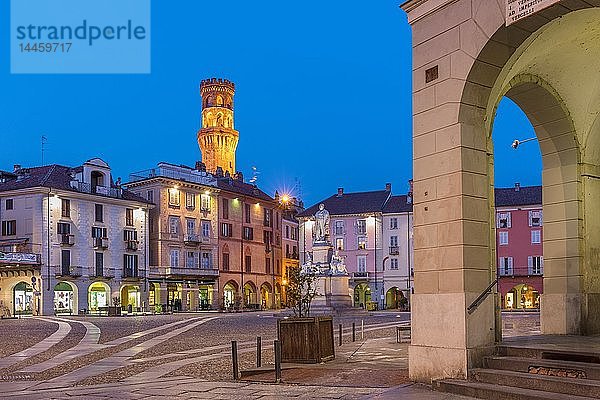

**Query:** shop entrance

left=13, top=281, right=33, bottom=315
left=54, top=282, right=75, bottom=314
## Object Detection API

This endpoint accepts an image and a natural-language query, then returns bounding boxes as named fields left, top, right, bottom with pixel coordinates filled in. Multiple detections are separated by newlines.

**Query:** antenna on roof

left=41, top=135, right=48, bottom=165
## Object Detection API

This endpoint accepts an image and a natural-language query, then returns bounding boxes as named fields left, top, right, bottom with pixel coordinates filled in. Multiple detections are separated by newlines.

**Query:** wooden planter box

left=277, top=316, right=335, bottom=363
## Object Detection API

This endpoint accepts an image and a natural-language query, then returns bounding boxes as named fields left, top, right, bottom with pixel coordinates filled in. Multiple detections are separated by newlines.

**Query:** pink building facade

left=495, top=184, right=543, bottom=310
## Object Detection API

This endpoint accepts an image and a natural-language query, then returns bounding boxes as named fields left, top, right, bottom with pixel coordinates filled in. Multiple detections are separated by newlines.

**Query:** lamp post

left=382, top=256, right=389, bottom=309
left=511, top=137, right=537, bottom=149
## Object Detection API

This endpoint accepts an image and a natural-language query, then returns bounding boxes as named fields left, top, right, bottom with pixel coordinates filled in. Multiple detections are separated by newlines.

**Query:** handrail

left=467, top=278, right=498, bottom=314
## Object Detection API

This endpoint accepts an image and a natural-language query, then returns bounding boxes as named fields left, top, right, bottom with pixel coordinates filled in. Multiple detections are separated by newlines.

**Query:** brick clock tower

left=197, top=78, right=239, bottom=175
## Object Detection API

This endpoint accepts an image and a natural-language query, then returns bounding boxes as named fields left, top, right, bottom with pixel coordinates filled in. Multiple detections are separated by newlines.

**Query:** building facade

left=279, top=194, right=302, bottom=307
left=298, top=184, right=413, bottom=310
left=127, top=162, right=220, bottom=312
left=0, top=158, right=151, bottom=316
left=495, top=184, right=543, bottom=310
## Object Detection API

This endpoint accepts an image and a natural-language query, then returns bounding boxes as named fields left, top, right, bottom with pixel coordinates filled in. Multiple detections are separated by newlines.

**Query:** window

left=244, top=203, right=251, bottom=223
left=222, top=198, right=229, bottom=219
left=186, top=193, right=195, bottom=209
left=147, top=190, right=154, bottom=203
left=201, top=220, right=210, bottom=237
left=531, top=230, right=541, bottom=244
left=243, top=226, right=254, bottom=240
left=92, top=226, right=107, bottom=238
left=57, top=222, right=71, bottom=235
left=222, top=252, right=230, bottom=271
left=186, top=219, right=196, bottom=236
left=124, top=254, right=139, bottom=276
left=1, top=220, right=16, bottom=236
left=186, top=251, right=196, bottom=268
left=357, top=256, right=367, bottom=272
left=95, top=252, right=103, bottom=275
left=336, top=238, right=344, bottom=251
left=356, top=219, right=366, bottom=234
left=95, top=204, right=103, bottom=223
left=263, top=208, right=272, bottom=227
left=285, top=225, right=290, bottom=239
left=168, top=188, right=180, bottom=206
left=334, top=221, right=344, bottom=235
left=529, top=256, right=543, bottom=275
left=201, top=194, right=211, bottom=211
left=61, top=199, right=70, bottom=218
left=201, top=252, right=212, bottom=269
left=264, top=231, right=273, bottom=248
left=390, top=217, right=398, bottom=230
left=221, top=223, right=232, bottom=237
left=358, top=236, right=367, bottom=250
left=123, top=229, right=137, bottom=241
left=497, top=212, right=511, bottom=229
left=277, top=259, right=281, bottom=275
left=266, top=258, right=271, bottom=274
left=390, top=259, right=399, bottom=270
left=390, top=236, right=398, bottom=247
left=61, top=249, right=71, bottom=268
left=169, top=217, right=179, bottom=234
left=529, top=210, right=542, bottom=227
left=291, top=227, right=298, bottom=240
left=126, top=208, right=134, bottom=227
left=499, top=231, right=508, bottom=245
left=170, top=249, right=180, bottom=267
left=5, top=199, right=13, bottom=210
left=245, top=255, right=252, bottom=273
left=499, top=257, right=513, bottom=275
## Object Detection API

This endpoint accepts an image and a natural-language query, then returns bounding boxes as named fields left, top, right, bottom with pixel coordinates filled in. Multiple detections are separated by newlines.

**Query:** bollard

left=338, top=323, right=342, bottom=346
left=361, top=320, right=364, bottom=340
left=231, top=340, right=239, bottom=380
left=352, top=322, right=356, bottom=342
left=274, top=339, right=282, bottom=383
left=257, top=336, right=262, bottom=367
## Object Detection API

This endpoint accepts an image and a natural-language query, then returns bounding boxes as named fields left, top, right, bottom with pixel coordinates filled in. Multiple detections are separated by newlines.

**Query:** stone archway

left=402, top=0, right=600, bottom=381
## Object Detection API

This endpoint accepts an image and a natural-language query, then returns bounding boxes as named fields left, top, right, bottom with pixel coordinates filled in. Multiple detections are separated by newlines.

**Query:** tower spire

left=197, top=78, right=239, bottom=175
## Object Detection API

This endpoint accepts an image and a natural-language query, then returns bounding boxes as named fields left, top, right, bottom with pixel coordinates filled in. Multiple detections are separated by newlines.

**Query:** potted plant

left=109, top=296, right=122, bottom=316
left=277, top=265, right=335, bottom=363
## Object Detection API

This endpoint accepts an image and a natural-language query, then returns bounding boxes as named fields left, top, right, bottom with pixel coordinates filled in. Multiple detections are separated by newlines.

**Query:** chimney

left=337, top=187, right=344, bottom=197
left=195, top=161, right=206, bottom=172
left=13, top=164, right=21, bottom=173
left=515, top=182, right=521, bottom=192
left=235, top=171, right=243, bottom=181
left=215, top=166, right=224, bottom=177
left=385, top=183, right=391, bottom=192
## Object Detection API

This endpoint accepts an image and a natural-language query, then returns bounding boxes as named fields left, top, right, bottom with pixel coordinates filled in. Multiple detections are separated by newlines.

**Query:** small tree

left=287, top=264, right=319, bottom=317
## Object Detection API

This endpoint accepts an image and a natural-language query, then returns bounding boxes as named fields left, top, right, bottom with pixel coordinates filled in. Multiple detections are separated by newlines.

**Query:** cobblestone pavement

left=0, top=311, right=543, bottom=399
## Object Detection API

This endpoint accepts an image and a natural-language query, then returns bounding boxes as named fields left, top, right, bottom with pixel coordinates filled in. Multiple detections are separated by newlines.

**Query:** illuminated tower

left=197, top=78, right=239, bottom=175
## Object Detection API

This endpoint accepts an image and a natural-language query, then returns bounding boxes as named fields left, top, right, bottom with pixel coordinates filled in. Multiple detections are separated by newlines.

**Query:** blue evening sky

left=0, top=1, right=541, bottom=206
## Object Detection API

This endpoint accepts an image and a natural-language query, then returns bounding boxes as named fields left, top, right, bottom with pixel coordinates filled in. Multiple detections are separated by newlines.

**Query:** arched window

left=216, top=95, right=224, bottom=106
left=216, top=114, right=223, bottom=127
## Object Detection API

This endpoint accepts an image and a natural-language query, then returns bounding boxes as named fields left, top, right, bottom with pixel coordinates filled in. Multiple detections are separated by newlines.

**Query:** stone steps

left=484, top=355, right=600, bottom=380
left=435, top=379, right=596, bottom=400
left=435, top=343, right=600, bottom=400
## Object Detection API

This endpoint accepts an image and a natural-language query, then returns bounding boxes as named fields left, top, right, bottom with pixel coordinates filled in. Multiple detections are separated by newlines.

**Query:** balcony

left=89, top=266, right=115, bottom=278
left=163, top=267, right=219, bottom=277
left=353, top=271, right=369, bottom=280
left=498, top=265, right=543, bottom=277
left=285, top=252, right=299, bottom=260
left=74, top=181, right=122, bottom=199
left=56, top=265, right=82, bottom=277
left=389, top=246, right=399, bottom=255
left=123, top=268, right=140, bottom=279
left=94, top=237, right=109, bottom=249
left=184, top=234, right=201, bottom=245
left=60, top=234, right=75, bottom=246
left=126, top=240, right=139, bottom=251
left=200, top=206, right=211, bottom=213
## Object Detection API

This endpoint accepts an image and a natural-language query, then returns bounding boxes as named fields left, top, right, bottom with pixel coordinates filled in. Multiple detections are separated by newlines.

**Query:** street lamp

left=511, top=137, right=537, bottom=149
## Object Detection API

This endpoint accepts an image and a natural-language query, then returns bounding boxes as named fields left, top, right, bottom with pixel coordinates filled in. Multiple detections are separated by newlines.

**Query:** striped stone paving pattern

left=0, top=313, right=409, bottom=398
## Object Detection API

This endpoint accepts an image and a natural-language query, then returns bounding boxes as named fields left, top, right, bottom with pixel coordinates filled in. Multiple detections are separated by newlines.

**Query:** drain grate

left=529, top=365, right=587, bottom=378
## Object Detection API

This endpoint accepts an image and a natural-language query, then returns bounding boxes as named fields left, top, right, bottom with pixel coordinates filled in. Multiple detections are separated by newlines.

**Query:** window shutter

left=508, top=257, right=513, bottom=273
left=540, top=211, right=543, bottom=226
left=507, top=213, right=511, bottom=228
left=123, top=254, right=127, bottom=268
left=528, top=211, right=533, bottom=227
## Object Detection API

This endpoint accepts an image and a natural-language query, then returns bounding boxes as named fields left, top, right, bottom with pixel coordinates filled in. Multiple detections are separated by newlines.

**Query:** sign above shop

left=506, top=0, right=560, bottom=25
left=0, top=252, right=39, bottom=265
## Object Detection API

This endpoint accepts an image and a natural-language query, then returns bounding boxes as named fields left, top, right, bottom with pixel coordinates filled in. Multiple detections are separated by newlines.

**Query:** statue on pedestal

left=313, top=203, right=330, bottom=243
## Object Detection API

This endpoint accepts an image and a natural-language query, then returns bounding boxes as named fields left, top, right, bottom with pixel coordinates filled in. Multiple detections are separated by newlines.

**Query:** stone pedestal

left=311, top=275, right=353, bottom=315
